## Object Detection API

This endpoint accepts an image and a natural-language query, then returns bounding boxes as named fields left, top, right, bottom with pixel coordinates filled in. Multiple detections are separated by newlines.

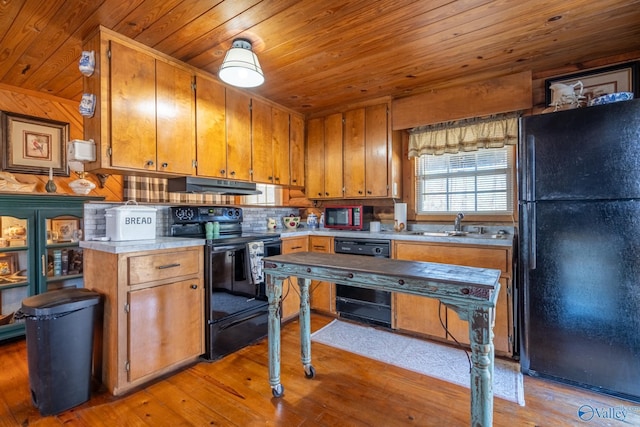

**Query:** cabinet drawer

left=394, top=242, right=510, bottom=275
left=309, top=235, right=333, bottom=253
left=128, top=249, right=200, bottom=285
left=282, top=236, right=308, bottom=253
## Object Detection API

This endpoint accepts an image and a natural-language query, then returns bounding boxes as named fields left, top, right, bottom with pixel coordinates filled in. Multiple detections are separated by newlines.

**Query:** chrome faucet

left=454, top=212, right=464, bottom=232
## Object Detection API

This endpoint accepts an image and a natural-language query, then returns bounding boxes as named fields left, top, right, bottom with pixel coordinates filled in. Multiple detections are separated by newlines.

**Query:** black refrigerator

left=519, top=98, right=640, bottom=402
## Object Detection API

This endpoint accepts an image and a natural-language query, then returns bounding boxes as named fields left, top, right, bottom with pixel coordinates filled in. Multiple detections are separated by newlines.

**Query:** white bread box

left=105, top=203, right=157, bottom=241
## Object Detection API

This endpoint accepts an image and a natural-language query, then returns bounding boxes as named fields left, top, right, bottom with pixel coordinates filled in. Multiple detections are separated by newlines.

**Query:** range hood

left=167, top=177, right=262, bottom=195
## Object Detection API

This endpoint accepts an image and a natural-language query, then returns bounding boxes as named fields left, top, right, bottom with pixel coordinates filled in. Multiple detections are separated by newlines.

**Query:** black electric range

left=169, top=206, right=281, bottom=360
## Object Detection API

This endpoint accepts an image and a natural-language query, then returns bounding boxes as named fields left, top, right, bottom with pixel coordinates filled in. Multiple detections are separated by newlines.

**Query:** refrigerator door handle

left=529, top=203, right=536, bottom=270
left=527, top=134, right=536, bottom=201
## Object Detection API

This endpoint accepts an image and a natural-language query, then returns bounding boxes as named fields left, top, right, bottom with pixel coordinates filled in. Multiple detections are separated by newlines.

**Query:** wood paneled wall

left=391, top=71, right=533, bottom=130
left=0, top=84, right=122, bottom=201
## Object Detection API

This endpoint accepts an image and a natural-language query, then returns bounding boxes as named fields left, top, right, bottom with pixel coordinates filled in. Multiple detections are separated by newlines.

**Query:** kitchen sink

left=412, top=231, right=468, bottom=237
left=411, top=230, right=508, bottom=239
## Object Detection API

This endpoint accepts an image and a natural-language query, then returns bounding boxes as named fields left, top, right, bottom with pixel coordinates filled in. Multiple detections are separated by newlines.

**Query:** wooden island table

left=263, top=252, right=501, bottom=427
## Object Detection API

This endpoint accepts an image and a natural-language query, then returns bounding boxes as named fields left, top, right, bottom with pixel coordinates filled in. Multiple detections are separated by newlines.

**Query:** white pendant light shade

left=219, top=39, right=264, bottom=88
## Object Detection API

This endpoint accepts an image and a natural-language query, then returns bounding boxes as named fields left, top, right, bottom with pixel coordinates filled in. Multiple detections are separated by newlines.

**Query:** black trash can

left=18, top=287, right=101, bottom=416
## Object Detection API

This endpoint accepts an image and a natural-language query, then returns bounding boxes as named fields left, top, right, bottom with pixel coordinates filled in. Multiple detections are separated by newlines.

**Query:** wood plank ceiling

left=1, top=0, right=639, bottom=116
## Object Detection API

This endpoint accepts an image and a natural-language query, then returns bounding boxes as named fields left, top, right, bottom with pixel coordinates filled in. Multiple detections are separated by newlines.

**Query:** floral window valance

left=408, top=113, right=519, bottom=158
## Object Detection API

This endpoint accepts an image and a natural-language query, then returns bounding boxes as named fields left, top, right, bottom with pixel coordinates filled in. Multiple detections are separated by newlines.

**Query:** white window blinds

left=415, top=147, right=514, bottom=215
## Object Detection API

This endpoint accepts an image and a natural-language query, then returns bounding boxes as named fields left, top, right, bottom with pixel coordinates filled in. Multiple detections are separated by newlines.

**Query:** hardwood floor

left=1, top=314, right=638, bottom=426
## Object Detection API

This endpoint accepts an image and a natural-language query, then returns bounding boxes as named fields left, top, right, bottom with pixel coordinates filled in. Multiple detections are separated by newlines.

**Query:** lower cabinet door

left=128, top=278, right=203, bottom=382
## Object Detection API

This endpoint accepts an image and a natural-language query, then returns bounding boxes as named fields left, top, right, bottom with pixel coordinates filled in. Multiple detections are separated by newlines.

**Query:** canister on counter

left=307, top=213, right=318, bottom=229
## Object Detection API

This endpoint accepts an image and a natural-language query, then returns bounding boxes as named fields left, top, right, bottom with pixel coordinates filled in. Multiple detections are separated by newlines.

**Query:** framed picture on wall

left=545, top=62, right=639, bottom=107
left=0, top=111, right=70, bottom=176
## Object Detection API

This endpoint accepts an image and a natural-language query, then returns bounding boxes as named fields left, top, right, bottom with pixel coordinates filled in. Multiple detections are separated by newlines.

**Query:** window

left=415, top=147, right=514, bottom=215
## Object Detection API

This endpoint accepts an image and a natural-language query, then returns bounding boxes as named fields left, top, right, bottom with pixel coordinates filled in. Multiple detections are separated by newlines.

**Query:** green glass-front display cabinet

left=0, top=193, right=103, bottom=341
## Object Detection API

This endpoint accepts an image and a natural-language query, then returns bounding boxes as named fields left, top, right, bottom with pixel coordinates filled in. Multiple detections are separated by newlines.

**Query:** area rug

left=311, top=319, right=525, bottom=406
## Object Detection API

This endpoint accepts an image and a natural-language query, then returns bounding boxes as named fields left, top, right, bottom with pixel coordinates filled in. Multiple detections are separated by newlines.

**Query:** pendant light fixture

left=218, top=39, right=264, bottom=88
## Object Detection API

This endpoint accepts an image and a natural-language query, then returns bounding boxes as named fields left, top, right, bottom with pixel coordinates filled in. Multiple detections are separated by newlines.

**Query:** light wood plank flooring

left=1, top=314, right=638, bottom=426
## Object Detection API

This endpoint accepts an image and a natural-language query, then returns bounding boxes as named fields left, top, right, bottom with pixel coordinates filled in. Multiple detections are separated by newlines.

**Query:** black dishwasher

left=334, top=238, right=391, bottom=327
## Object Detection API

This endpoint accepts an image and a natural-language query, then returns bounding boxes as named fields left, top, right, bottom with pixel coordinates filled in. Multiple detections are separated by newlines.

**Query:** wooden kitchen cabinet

left=271, top=106, right=291, bottom=186
left=155, top=60, right=196, bottom=175
left=393, top=241, right=513, bottom=356
left=343, top=104, right=391, bottom=197
left=280, top=236, right=308, bottom=321
left=308, top=235, right=335, bottom=314
left=194, top=74, right=227, bottom=178
left=393, top=244, right=446, bottom=339
left=251, top=100, right=293, bottom=186
left=365, top=103, right=393, bottom=197
left=307, top=102, right=401, bottom=200
left=289, top=114, right=305, bottom=187
left=306, top=118, right=325, bottom=198
left=108, top=41, right=155, bottom=172
left=84, top=246, right=204, bottom=396
left=306, top=113, right=344, bottom=199
left=251, top=98, right=273, bottom=184
left=83, top=28, right=195, bottom=176
left=343, top=108, right=366, bottom=197
left=225, top=89, right=252, bottom=181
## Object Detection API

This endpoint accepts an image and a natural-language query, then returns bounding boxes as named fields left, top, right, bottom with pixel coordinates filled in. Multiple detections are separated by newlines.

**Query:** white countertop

left=277, top=228, right=513, bottom=247
left=79, top=228, right=512, bottom=254
left=80, top=237, right=205, bottom=254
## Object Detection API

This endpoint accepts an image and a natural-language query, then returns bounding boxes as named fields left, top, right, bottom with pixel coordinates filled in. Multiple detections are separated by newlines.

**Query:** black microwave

left=324, top=206, right=374, bottom=231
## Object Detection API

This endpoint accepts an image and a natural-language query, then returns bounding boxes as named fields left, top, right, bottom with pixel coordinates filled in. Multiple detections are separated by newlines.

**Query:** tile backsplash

left=83, top=203, right=302, bottom=240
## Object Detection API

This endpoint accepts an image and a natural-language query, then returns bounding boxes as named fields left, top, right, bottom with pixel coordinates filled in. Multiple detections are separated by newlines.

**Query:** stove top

left=169, top=206, right=279, bottom=246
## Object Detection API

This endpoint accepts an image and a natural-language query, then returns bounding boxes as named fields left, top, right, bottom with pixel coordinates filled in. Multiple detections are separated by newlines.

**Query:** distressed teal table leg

left=298, top=277, right=315, bottom=378
left=469, top=306, right=494, bottom=427
left=266, top=276, right=284, bottom=397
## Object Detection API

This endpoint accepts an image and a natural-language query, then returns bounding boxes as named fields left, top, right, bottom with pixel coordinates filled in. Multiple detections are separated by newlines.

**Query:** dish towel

left=248, top=241, right=264, bottom=284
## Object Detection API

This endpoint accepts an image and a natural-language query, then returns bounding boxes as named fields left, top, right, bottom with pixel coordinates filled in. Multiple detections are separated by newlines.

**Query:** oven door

left=208, top=244, right=254, bottom=297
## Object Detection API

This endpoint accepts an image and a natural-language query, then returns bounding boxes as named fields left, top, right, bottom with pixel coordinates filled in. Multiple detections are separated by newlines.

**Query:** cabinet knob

left=146, top=160, right=154, bottom=166
left=325, top=192, right=329, bottom=196
left=230, top=171, right=236, bottom=176
left=161, top=162, right=168, bottom=168
left=268, top=176, right=273, bottom=181
left=358, top=190, right=363, bottom=194
left=220, top=169, right=226, bottom=175
left=292, top=179, right=297, bottom=183
left=367, top=190, right=372, bottom=195
left=191, top=284, right=198, bottom=289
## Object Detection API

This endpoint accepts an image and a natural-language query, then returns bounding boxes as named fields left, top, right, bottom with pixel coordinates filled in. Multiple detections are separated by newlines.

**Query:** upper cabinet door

left=289, top=114, right=305, bottom=187
left=226, top=90, right=252, bottom=181
left=306, top=117, right=325, bottom=198
left=109, top=41, right=157, bottom=171
left=272, top=107, right=290, bottom=186
left=251, top=98, right=273, bottom=184
left=365, top=103, right=389, bottom=197
left=195, top=75, right=227, bottom=178
left=323, top=113, right=344, bottom=198
left=156, top=61, right=195, bottom=175
left=343, top=108, right=366, bottom=198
